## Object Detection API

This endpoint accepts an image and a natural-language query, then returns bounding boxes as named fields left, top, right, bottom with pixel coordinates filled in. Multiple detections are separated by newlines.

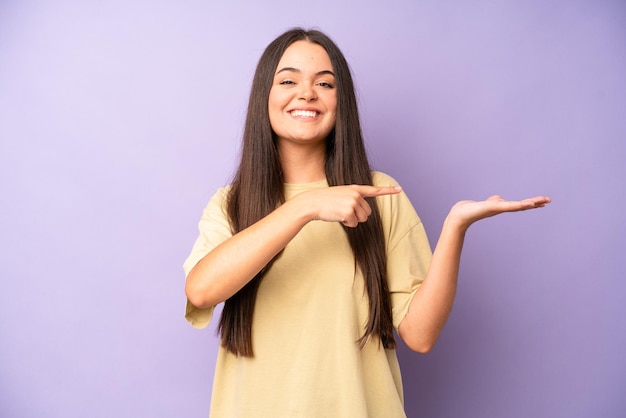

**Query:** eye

left=279, top=80, right=295, bottom=85
left=317, top=81, right=334, bottom=89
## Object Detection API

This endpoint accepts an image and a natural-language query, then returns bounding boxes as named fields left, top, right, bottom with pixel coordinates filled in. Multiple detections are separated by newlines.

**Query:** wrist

left=284, top=193, right=318, bottom=224
left=442, top=213, right=470, bottom=236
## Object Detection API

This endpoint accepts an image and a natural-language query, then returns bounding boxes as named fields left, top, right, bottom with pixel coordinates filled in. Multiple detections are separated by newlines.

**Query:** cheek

left=268, top=110, right=280, bottom=134
left=267, top=92, right=282, bottom=129
left=327, top=92, right=338, bottom=114
left=267, top=87, right=285, bottom=110
left=267, top=90, right=278, bottom=111
left=327, top=96, right=338, bottom=121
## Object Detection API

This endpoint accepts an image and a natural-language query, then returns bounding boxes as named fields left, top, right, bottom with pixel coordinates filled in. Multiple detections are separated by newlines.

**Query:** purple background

left=1, top=1, right=624, bottom=417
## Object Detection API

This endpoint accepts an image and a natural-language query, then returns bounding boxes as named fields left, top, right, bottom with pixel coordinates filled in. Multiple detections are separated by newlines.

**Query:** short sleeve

left=372, top=172, right=433, bottom=329
left=387, top=220, right=432, bottom=329
left=183, top=187, right=233, bottom=329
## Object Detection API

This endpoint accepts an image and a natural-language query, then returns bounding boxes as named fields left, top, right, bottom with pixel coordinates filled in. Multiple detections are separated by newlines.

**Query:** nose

left=298, top=82, right=317, bottom=102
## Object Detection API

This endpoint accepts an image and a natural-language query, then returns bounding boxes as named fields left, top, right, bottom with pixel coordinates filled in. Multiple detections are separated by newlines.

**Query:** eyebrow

left=275, top=67, right=335, bottom=77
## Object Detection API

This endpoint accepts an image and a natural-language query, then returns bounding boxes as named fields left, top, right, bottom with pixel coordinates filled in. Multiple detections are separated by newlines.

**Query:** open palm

left=449, top=195, right=552, bottom=228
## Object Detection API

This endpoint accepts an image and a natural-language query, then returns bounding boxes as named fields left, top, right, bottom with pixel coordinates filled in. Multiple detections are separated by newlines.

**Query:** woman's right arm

left=185, top=195, right=312, bottom=309
left=185, top=185, right=401, bottom=309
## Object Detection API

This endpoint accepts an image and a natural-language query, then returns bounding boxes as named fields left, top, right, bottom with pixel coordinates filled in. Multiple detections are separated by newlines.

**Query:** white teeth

left=290, top=110, right=318, bottom=118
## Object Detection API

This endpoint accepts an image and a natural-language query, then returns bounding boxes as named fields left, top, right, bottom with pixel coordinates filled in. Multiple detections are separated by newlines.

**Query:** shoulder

left=371, top=171, right=422, bottom=224
left=370, top=173, right=429, bottom=253
left=207, top=184, right=232, bottom=206
left=197, top=185, right=233, bottom=221
left=371, top=171, right=400, bottom=187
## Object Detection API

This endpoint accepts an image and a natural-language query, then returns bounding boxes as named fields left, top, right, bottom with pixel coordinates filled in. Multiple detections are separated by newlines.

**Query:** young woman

left=183, top=28, right=550, bottom=417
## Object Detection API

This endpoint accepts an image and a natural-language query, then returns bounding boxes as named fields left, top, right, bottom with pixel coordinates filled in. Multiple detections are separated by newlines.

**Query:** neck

left=278, top=141, right=326, bottom=184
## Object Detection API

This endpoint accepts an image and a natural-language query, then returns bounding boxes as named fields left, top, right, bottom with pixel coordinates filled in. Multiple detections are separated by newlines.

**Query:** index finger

left=352, top=185, right=403, bottom=197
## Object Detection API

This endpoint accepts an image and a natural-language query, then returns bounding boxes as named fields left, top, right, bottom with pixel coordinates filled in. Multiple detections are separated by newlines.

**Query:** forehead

left=276, top=41, right=333, bottom=72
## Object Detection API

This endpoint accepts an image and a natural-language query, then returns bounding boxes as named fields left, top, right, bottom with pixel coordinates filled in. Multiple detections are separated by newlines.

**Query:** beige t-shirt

left=183, top=171, right=432, bottom=418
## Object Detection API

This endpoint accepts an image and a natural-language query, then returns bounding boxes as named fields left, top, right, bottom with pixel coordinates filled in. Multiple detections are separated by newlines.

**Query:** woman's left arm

left=398, top=195, right=551, bottom=353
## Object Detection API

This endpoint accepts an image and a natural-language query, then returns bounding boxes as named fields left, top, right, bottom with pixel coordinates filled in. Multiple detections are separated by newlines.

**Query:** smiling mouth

left=290, top=110, right=319, bottom=118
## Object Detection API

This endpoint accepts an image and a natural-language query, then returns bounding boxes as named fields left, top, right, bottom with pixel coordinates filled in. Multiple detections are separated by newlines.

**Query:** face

left=268, top=41, right=337, bottom=149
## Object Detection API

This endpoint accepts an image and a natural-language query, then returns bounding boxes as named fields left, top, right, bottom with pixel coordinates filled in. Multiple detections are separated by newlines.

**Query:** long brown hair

left=219, top=28, right=395, bottom=357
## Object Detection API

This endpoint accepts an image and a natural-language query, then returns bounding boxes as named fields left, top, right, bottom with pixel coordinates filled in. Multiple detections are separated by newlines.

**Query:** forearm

left=397, top=194, right=551, bottom=352
left=399, top=216, right=468, bottom=352
left=185, top=198, right=312, bottom=309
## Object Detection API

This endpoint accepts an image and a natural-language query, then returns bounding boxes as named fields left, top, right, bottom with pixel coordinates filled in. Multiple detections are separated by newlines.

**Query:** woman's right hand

left=296, top=185, right=403, bottom=227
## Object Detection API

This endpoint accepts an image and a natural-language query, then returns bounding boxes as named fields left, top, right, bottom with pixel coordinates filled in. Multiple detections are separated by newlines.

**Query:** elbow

left=398, top=325, right=438, bottom=354
left=409, top=343, right=435, bottom=354
left=405, top=339, right=436, bottom=354
left=185, top=261, right=226, bottom=309
left=185, top=278, right=214, bottom=309
left=185, top=283, right=203, bottom=309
